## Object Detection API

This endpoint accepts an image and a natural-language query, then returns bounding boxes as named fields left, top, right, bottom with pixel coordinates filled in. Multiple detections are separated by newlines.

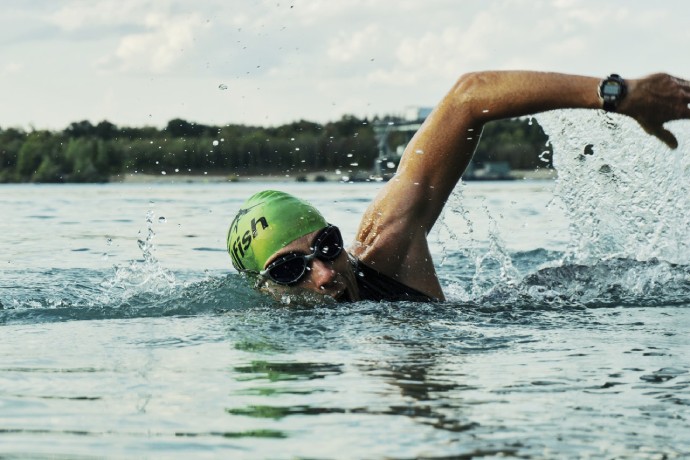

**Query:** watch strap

left=599, top=74, right=627, bottom=112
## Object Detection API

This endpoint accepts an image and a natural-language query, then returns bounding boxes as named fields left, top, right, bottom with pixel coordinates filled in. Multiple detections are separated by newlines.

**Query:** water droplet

left=218, top=83, right=228, bottom=90
left=212, top=140, right=219, bottom=146
left=161, top=171, right=166, bottom=175
left=158, top=216, right=167, bottom=223
left=106, top=238, right=113, bottom=246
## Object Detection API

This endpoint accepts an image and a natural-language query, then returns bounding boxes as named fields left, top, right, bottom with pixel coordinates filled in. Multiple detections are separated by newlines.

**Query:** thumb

left=640, top=119, right=679, bottom=149
left=653, top=127, right=679, bottom=150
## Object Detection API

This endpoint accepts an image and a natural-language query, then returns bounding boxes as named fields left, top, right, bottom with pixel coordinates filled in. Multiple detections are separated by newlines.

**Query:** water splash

left=437, top=185, right=519, bottom=301
left=471, top=202, right=520, bottom=297
left=438, top=183, right=474, bottom=267
left=0, top=211, right=270, bottom=324
left=439, top=110, right=690, bottom=307
left=537, top=110, right=690, bottom=265
left=100, top=210, right=177, bottom=301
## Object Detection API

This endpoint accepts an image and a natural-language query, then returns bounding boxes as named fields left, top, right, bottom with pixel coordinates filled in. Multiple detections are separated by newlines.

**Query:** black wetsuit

left=353, top=259, right=435, bottom=302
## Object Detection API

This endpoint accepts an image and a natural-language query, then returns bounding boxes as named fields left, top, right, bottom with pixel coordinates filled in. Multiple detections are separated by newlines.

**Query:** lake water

left=1, top=111, right=690, bottom=458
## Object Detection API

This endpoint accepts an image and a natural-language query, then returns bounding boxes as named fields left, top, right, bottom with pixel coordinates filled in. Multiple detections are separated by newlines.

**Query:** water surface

left=1, top=111, right=689, bottom=458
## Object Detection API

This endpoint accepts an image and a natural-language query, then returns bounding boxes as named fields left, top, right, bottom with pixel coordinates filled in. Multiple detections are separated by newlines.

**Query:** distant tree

left=0, top=127, right=25, bottom=181
left=0, top=114, right=553, bottom=183
left=166, top=118, right=211, bottom=137
left=64, top=120, right=95, bottom=138
left=94, top=120, right=118, bottom=140
left=118, top=126, right=161, bottom=141
left=16, top=131, right=62, bottom=181
left=63, top=137, right=108, bottom=182
left=327, top=115, right=364, bottom=138
left=33, top=155, right=62, bottom=183
left=473, top=118, right=551, bottom=169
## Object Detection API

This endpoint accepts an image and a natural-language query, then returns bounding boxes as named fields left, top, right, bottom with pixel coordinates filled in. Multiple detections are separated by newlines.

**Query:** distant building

left=373, top=106, right=513, bottom=181
left=372, top=107, right=432, bottom=179
left=404, top=106, right=433, bottom=121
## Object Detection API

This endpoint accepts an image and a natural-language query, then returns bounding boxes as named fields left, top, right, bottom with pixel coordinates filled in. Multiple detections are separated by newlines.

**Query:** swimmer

left=228, top=71, right=690, bottom=302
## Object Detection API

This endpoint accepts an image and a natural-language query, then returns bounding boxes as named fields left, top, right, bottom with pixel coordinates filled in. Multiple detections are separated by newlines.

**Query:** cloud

left=327, top=24, right=381, bottom=63
left=50, top=0, right=153, bottom=31
left=98, top=12, right=209, bottom=73
left=48, top=1, right=211, bottom=74
left=2, top=0, right=690, bottom=131
left=1, top=62, right=24, bottom=76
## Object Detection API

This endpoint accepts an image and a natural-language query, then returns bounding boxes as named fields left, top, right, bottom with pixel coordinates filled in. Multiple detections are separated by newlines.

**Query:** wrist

left=598, top=74, right=627, bottom=112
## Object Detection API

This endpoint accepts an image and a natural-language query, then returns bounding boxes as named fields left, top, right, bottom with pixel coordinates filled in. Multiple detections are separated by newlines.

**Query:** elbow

left=451, top=72, right=483, bottom=91
left=448, top=71, right=495, bottom=123
left=450, top=72, right=485, bottom=100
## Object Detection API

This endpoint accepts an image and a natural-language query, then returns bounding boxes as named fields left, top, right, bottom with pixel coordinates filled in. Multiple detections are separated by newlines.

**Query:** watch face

left=602, top=83, right=622, bottom=96
left=600, top=75, right=626, bottom=111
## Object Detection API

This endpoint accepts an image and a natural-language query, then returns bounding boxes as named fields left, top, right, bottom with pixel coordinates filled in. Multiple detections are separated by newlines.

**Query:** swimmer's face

left=257, top=226, right=359, bottom=303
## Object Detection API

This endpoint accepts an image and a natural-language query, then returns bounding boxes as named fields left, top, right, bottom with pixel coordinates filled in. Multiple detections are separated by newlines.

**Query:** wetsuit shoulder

left=353, top=259, right=436, bottom=302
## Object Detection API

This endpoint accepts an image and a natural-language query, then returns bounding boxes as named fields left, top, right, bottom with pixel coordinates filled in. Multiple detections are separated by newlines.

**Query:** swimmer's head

left=227, top=190, right=328, bottom=273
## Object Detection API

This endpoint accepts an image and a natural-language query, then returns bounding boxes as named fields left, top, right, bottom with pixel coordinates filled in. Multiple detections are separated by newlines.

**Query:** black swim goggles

left=258, top=224, right=344, bottom=285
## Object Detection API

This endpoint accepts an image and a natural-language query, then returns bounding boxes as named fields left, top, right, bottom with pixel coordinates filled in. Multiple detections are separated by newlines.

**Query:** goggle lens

left=262, top=225, right=343, bottom=285
left=312, top=225, right=343, bottom=260
left=266, top=254, right=308, bottom=284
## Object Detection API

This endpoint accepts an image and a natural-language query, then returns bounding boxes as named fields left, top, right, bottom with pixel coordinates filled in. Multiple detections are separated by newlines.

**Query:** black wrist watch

left=598, top=74, right=627, bottom=112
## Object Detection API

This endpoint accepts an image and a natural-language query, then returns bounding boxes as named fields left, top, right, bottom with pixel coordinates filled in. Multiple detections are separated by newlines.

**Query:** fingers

left=625, top=73, right=686, bottom=148
left=640, top=117, right=679, bottom=149
left=655, top=127, right=679, bottom=150
left=671, top=76, right=689, bottom=85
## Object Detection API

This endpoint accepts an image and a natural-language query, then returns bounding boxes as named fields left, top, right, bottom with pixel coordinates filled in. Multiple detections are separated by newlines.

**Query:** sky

left=1, top=0, right=689, bottom=131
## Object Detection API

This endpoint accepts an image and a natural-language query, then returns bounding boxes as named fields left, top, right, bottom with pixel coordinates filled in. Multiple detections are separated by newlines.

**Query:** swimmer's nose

left=309, top=258, right=337, bottom=289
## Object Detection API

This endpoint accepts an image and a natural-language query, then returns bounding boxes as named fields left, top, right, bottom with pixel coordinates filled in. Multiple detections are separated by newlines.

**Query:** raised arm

left=352, top=71, right=690, bottom=299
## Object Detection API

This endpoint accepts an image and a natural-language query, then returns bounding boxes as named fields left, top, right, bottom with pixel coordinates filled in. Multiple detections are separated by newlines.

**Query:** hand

left=620, top=73, right=690, bottom=149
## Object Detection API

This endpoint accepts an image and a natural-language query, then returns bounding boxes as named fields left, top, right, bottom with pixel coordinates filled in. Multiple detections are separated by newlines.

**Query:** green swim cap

left=227, top=190, right=328, bottom=273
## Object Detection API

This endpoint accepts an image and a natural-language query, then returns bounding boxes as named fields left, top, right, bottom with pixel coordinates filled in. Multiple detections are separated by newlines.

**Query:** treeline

left=0, top=116, right=551, bottom=183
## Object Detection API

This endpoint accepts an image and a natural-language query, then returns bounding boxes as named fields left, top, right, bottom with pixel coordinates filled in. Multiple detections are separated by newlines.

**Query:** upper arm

left=358, top=71, right=602, bottom=237
left=349, top=76, right=484, bottom=298
left=352, top=71, right=603, bottom=294
left=361, top=74, right=485, bottom=239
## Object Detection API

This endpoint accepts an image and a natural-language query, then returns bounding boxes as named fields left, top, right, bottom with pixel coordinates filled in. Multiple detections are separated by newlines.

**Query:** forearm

left=445, top=70, right=689, bottom=148
left=449, top=71, right=603, bottom=123
left=392, top=71, right=610, bottom=230
left=379, top=70, right=688, bottom=234
left=400, top=71, right=604, bottom=178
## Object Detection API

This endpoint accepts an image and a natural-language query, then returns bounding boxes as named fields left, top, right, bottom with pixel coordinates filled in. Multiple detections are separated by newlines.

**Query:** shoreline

left=110, top=168, right=557, bottom=184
